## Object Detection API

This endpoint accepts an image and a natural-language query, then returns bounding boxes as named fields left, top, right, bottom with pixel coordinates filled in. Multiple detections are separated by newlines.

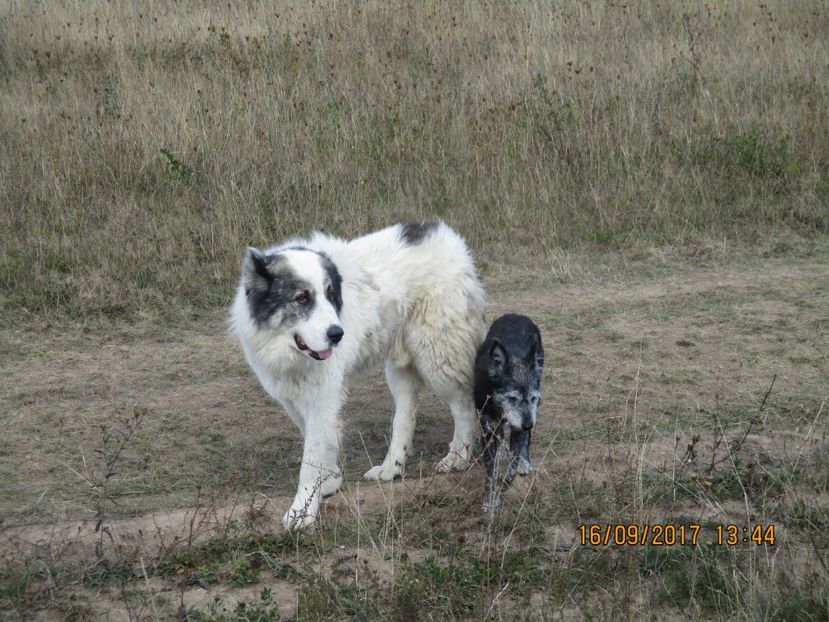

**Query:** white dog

left=230, top=222, right=485, bottom=529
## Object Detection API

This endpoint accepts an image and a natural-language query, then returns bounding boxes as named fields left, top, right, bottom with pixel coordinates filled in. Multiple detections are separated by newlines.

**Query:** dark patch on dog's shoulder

left=400, top=221, right=439, bottom=245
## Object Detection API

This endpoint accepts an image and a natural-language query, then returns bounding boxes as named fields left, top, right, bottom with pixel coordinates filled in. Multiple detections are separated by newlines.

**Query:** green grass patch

left=156, top=532, right=302, bottom=587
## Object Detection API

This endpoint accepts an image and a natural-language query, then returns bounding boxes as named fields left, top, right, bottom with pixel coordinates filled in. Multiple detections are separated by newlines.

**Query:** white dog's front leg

left=283, top=395, right=342, bottom=530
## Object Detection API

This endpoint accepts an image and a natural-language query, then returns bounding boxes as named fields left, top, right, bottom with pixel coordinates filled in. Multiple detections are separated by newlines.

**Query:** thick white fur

left=230, top=223, right=485, bottom=529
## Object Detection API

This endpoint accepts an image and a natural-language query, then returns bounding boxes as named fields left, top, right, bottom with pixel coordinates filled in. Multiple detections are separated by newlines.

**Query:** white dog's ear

left=488, top=339, right=508, bottom=377
left=242, top=247, right=271, bottom=291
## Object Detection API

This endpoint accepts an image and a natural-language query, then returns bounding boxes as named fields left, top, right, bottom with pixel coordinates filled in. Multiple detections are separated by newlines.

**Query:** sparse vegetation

left=1, top=0, right=828, bottom=620
left=1, top=0, right=827, bottom=322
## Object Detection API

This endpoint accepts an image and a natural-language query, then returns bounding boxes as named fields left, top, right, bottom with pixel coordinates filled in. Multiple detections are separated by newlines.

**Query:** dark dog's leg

left=481, top=429, right=502, bottom=513
left=509, top=429, right=533, bottom=476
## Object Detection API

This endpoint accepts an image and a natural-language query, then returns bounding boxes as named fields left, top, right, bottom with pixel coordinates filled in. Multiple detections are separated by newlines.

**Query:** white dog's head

left=240, top=246, right=344, bottom=360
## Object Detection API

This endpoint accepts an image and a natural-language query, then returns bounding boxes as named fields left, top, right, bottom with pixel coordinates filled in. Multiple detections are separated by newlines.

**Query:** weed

left=691, top=123, right=795, bottom=182
left=91, top=407, right=148, bottom=559
left=228, top=559, right=261, bottom=587
left=160, top=147, right=193, bottom=182
left=156, top=532, right=301, bottom=587
left=191, top=587, right=282, bottom=622
left=642, top=543, right=739, bottom=612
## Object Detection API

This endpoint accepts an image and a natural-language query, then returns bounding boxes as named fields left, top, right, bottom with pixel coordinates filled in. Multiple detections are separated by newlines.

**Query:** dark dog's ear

left=488, top=339, right=508, bottom=377
left=531, top=342, right=544, bottom=369
left=242, top=247, right=272, bottom=292
left=529, top=343, right=544, bottom=387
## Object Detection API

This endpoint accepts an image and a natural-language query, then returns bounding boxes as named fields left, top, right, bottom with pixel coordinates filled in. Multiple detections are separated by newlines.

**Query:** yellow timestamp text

left=577, top=523, right=776, bottom=546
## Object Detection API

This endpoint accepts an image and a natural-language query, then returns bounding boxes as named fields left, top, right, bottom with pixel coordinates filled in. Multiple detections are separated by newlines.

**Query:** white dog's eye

left=295, top=291, right=309, bottom=304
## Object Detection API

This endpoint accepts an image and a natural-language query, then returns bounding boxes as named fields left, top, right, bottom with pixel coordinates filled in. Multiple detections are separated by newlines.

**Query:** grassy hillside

left=1, top=0, right=827, bottom=321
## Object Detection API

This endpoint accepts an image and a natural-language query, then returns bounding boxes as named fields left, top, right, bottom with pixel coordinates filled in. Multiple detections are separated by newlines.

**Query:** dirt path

left=1, top=251, right=826, bottom=527
left=1, top=249, right=827, bottom=619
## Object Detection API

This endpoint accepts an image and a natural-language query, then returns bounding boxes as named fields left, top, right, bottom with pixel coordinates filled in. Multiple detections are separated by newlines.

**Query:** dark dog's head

left=485, top=338, right=544, bottom=431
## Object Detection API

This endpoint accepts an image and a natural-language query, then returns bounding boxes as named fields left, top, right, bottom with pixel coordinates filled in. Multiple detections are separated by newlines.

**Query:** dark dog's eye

left=295, top=292, right=309, bottom=304
left=530, top=395, right=539, bottom=404
left=326, top=285, right=334, bottom=299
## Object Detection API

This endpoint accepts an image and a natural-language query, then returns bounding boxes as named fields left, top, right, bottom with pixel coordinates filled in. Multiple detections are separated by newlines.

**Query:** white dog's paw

left=319, top=474, right=343, bottom=498
left=515, top=458, right=533, bottom=476
left=363, top=459, right=404, bottom=481
left=282, top=496, right=319, bottom=531
left=435, top=450, right=469, bottom=473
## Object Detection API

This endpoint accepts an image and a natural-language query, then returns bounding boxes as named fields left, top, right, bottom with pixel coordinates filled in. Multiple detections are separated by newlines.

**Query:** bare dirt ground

left=1, top=247, right=827, bottom=619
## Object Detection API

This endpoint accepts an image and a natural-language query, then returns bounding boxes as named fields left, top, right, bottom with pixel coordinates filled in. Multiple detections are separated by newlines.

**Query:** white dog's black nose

left=327, top=325, right=344, bottom=344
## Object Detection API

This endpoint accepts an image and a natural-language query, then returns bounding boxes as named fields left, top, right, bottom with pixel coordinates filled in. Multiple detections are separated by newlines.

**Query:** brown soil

left=2, top=251, right=827, bottom=618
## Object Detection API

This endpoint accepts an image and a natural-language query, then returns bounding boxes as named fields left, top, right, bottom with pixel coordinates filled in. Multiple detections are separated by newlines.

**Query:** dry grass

left=1, top=1, right=828, bottom=619
left=1, top=0, right=827, bottom=320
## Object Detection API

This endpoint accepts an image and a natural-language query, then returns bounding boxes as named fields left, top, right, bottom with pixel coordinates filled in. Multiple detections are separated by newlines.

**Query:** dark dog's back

left=475, top=314, right=544, bottom=512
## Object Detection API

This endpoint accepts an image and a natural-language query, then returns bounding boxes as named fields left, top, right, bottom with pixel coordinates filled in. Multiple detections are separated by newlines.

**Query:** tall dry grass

left=0, top=0, right=827, bottom=319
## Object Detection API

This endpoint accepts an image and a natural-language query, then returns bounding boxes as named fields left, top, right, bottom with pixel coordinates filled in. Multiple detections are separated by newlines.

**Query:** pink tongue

left=315, top=349, right=333, bottom=360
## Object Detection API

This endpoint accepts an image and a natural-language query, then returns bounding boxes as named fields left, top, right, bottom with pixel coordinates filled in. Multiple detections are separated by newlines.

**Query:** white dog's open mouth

left=294, top=334, right=333, bottom=361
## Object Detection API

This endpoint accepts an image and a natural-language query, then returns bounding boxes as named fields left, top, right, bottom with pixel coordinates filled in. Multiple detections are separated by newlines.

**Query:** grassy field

left=0, top=0, right=826, bottom=322
left=1, top=0, right=828, bottom=620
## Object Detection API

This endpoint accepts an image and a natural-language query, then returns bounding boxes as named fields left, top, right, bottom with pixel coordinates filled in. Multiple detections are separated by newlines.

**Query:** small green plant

left=190, top=587, right=281, bottom=621
left=297, top=580, right=383, bottom=620
left=691, top=123, right=794, bottom=181
left=641, top=544, right=738, bottom=612
left=160, top=147, right=193, bottom=181
left=156, top=532, right=300, bottom=587
left=391, top=549, right=547, bottom=619
left=228, top=558, right=261, bottom=587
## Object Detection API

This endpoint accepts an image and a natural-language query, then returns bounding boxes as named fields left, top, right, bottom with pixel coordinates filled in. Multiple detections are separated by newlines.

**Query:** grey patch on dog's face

left=492, top=388, right=539, bottom=431
left=282, top=246, right=343, bottom=315
left=400, top=221, right=439, bottom=245
left=242, top=248, right=316, bottom=328
left=490, top=359, right=542, bottom=431
left=317, top=252, right=343, bottom=313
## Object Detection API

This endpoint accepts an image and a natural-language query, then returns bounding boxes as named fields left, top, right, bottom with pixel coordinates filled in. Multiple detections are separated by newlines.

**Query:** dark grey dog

left=474, top=314, right=544, bottom=512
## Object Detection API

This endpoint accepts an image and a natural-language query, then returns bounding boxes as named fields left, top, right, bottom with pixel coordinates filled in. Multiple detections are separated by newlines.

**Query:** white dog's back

left=307, top=222, right=485, bottom=382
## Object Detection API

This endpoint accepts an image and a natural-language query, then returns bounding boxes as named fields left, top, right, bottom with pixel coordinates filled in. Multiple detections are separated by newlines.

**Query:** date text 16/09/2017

left=577, top=524, right=776, bottom=546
